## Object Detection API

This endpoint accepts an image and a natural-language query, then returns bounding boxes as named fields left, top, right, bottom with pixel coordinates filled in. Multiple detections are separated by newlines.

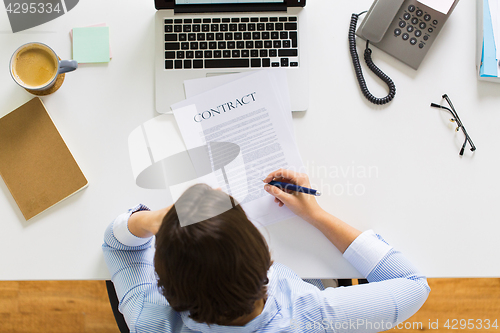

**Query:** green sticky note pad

left=72, top=27, right=110, bottom=63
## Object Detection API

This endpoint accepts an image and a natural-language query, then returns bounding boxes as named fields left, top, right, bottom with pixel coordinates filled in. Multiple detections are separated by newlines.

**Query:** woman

left=103, top=169, right=430, bottom=332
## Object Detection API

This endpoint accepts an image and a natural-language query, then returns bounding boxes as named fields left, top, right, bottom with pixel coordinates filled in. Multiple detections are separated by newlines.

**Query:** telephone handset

left=349, top=0, right=459, bottom=105
left=358, top=0, right=405, bottom=44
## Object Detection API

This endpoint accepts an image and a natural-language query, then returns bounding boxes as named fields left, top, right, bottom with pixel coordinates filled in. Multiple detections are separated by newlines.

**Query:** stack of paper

left=477, top=0, right=500, bottom=80
left=418, top=0, right=456, bottom=15
left=170, top=70, right=303, bottom=226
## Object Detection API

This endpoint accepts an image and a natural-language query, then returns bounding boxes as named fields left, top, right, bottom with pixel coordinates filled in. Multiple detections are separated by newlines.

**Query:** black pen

left=267, top=181, right=321, bottom=196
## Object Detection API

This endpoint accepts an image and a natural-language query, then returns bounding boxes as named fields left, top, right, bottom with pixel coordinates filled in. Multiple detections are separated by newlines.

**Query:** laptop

left=154, top=0, right=309, bottom=114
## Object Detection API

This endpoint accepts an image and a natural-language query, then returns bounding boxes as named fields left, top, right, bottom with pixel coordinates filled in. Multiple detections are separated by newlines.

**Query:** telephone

left=349, top=0, right=459, bottom=105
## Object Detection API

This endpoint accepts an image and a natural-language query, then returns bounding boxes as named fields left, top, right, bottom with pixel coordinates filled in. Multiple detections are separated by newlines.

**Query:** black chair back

left=106, top=280, right=130, bottom=333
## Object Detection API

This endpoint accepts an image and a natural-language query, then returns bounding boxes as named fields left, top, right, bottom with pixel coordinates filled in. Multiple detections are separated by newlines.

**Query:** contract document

left=171, top=70, right=303, bottom=226
left=183, top=70, right=295, bottom=143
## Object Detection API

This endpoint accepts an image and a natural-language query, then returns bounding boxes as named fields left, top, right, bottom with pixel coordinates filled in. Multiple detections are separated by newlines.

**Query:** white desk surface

left=1, top=0, right=499, bottom=281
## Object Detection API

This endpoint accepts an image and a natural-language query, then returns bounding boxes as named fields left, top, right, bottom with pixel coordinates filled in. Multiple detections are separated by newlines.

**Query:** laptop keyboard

left=164, top=17, right=299, bottom=70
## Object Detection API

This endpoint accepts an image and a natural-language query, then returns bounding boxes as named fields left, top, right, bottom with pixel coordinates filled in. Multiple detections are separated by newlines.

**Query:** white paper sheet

left=172, top=70, right=302, bottom=226
left=417, top=0, right=455, bottom=14
left=183, top=70, right=296, bottom=144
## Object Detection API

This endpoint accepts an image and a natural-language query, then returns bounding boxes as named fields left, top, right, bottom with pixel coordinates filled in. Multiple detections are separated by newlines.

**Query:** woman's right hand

left=263, top=169, right=325, bottom=224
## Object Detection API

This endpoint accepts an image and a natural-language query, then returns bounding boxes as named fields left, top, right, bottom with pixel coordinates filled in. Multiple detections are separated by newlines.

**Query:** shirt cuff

left=112, top=204, right=152, bottom=247
left=343, top=229, right=392, bottom=277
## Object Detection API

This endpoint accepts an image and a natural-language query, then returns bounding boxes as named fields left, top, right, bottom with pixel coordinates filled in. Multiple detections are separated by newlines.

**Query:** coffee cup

left=9, top=42, right=77, bottom=93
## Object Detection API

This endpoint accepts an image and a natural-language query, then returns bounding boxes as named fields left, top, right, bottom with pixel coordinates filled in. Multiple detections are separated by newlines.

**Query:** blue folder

left=480, top=0, right=498, bottom=77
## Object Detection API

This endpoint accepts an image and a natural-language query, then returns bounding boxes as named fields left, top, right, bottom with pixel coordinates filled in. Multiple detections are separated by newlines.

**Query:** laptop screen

left=175, top=0, right=284, bottom=3
left=155, top=0, right=300, bottom=11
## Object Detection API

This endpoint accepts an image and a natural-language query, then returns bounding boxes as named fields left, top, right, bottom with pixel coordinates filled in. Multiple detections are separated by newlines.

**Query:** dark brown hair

left=154, top=184, right=271, bottom=325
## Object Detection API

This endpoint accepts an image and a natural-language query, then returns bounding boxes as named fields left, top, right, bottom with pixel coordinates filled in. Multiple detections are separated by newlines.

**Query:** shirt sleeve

left=112, top=204, right=153, bottom=247
left=317, top=230, right=430, bottom=332
left=342, top=230, right=392, bottom=278
left=102, top=204, right=165, bottom=332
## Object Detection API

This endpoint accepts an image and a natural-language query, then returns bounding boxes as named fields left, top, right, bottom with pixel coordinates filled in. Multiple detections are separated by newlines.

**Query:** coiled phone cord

left=349, top=13, right=396, bottom=105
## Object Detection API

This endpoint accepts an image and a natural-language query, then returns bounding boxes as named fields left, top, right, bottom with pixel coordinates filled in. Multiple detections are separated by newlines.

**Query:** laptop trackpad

left=206, top=72, right=240, bottom=77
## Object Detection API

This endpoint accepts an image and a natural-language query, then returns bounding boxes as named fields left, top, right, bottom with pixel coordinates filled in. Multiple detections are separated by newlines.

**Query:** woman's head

left=154, top=184, right=271, bottom=325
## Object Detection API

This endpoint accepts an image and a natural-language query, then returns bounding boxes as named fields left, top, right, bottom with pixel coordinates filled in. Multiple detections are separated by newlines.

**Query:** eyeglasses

left=430, top=94, right=476, bottom=156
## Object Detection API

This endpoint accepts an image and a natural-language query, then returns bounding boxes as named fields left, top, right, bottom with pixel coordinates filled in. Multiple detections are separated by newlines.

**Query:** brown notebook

left=0, top=98, right=88, bottom=220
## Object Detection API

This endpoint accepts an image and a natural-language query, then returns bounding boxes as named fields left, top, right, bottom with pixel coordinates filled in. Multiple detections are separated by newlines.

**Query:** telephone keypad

left=395, top=4, right=440, bottom=50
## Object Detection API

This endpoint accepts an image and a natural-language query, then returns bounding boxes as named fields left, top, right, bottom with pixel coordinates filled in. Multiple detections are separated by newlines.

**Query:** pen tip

left=316, top=191, right=322, bottom=196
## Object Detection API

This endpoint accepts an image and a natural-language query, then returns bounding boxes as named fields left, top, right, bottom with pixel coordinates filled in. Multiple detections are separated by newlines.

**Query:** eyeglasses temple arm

left=460, top=141, right=466, bottom=156
left=431, top=103, right=476, bottom=153
left=431, top=103, right=463, bottom=126
left=430, top=103, right=443, bottom=108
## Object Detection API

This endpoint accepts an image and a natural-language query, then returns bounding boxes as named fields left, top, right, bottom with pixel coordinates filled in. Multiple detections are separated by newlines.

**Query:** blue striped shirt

left=102, top=204, right=430, bottom=333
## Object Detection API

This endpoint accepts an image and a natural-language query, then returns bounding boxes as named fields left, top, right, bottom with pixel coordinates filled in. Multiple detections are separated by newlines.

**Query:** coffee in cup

left=10, top=42, right=77, bottom=93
